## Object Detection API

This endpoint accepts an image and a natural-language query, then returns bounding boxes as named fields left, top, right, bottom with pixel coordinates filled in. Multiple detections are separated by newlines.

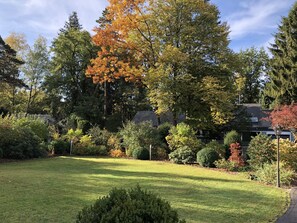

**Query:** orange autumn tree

left=87, top=0, right=235, bottom=127
left=86, top=0, right=150, bottom=84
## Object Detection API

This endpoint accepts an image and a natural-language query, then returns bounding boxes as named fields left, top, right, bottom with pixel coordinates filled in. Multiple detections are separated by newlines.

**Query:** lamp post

left=273, top=125, right=282, bottom=188
left=290, top=127, right=296, bottom=143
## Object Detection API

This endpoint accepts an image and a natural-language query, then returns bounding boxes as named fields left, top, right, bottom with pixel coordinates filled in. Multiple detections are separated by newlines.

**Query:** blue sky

left=0, top=0, right=295, bottom=52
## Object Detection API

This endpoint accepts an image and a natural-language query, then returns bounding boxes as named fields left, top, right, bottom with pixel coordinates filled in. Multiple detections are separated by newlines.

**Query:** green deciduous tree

left=237, top=47, right=269, bottom=103
left=264, top=2, right=297, bottom=106
left=90, top=0, right=236, bottom=128
left=22, top=36, right=50, bottom=114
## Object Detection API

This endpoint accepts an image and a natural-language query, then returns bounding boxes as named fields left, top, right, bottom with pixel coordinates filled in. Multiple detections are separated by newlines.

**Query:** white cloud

left=227, top=0, right=295, bottom=39
left=0, top=0, right=108, bottom=44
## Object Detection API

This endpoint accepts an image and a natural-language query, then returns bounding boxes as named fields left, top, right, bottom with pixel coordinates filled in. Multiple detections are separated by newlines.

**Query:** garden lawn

left=0, top=157, right=289, bottom=223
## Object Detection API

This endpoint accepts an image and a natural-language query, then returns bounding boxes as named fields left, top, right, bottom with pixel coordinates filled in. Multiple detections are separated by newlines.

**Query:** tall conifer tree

left=46, top=12, right=100, bottom=121
left=0, top=35, right=24, bottom=87
left=264, top=2, right=297, bottom=106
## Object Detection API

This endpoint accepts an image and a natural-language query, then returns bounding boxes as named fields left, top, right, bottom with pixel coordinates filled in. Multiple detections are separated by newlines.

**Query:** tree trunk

left=25, top=85, right=33, bottom=116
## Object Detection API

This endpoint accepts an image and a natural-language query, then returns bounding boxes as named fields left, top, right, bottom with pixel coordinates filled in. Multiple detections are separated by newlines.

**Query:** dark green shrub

left=88, top=126, right=111, bottom=146
left=132, top=148, right=150, bottom=160
left=254, top=162, right=295, bottom=186
left=120, top=121, right=161, bottom=158
left=15, top=117, right=49, bottom=142
left=247, top=133, right=276, bottom=169
left=152, top=147, right=168, bottom=160
left=76, top=186, right=185, bottom=223
left=169, top=146, right=195, bottom=164
left=73, top=145, right=108, bottom=156
left=224, top=130, right=241, bottom=147
left=0, top=116, right=47, bottom=159
left=0, top=148, right=2, bottom=158
left=89, top=146, right=108, bottom=156
left=157, top=122, right=173, bottom=144
left=1, top=127, right=45, bottom=159
left=197, top=147, right=220, bottom=167
left=105, top=113, right=122, bottom=132
left=204, top=140, right=225, bottom=159
left=51, top=140, right=70, bottom=155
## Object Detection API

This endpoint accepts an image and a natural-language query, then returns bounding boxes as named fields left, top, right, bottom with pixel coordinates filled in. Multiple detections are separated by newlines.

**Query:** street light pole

left=276, top=134, right=280, bottom=188
left=274, top=125, right=282, bottom=188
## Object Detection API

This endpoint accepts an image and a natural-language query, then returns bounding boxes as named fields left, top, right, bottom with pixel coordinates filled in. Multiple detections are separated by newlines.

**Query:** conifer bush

left=247, top=133, right=276, bottom=169
left=76, top=186, right=185, bottom=223
left=224, top=130, right=241, bottom=147
left=197, top=147, right=220, bottom=167
left=169, top=146, right=195, bottom=164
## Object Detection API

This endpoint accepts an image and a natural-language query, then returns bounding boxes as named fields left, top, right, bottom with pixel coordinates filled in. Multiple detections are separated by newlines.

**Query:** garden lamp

left=273, top=125, right=282, bottom=188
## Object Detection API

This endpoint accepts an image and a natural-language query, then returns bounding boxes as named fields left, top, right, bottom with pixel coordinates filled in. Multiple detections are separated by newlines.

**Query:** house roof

left=242, top=103, right=271, bottom=129
left=133, top=111, right=185, bottom=126
left=133, top=111, right=158, bottom=126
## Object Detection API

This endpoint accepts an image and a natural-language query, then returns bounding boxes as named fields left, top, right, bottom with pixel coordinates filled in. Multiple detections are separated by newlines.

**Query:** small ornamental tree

left=268, top=104, right=297, bottom=129
left=267, top=104, right=297, bottom=141
left=228, top=143, right=245, bottom=167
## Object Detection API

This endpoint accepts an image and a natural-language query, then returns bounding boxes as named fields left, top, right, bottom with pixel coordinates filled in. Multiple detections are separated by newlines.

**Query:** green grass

left=0, top=157, right=289, bottom=223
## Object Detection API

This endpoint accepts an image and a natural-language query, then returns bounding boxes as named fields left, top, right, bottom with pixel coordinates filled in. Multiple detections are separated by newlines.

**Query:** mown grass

left=0, top=157, right=289, bottom=223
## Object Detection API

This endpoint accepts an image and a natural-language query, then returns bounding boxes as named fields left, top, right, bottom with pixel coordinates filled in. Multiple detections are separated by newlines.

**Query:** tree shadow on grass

left=0, top=157, right=285, bottom=223
left=54, top=158, right=284, bottom=223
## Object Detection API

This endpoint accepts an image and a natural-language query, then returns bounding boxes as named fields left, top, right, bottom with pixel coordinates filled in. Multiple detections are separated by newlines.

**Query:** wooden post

left=70, top=140, right=73, bottom=156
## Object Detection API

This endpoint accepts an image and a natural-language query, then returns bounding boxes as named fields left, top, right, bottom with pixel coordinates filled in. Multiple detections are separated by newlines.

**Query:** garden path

left=276, top=187, right=297, bottom=223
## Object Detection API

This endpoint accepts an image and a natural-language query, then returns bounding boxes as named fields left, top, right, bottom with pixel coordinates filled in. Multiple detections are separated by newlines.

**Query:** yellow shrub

left=110, top=149, right=125, bottom=158
left=107, top=134, right=121, bottom=150
left=274, top=139, right=297, bottom=171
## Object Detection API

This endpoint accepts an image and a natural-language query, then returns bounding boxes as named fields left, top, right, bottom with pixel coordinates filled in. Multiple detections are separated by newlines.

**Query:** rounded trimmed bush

left=76, top=186, right=185, bottom=223
left=169, top=146, right=195, bottom=164
left=204, top=140, right=226, bottom=159
left=132, top=147, right=149, bottom=160
left=197, top=147, right=220, bottom=167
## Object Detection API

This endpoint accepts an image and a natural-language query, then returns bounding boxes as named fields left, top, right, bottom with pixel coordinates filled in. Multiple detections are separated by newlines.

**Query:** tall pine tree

left=60, top=11, right=82, bottom=33
left=264, top=2, right=297, bottom=106
left=45, top=12, right=100, bottom=122
left=0, top=35, right=24, bottom=87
